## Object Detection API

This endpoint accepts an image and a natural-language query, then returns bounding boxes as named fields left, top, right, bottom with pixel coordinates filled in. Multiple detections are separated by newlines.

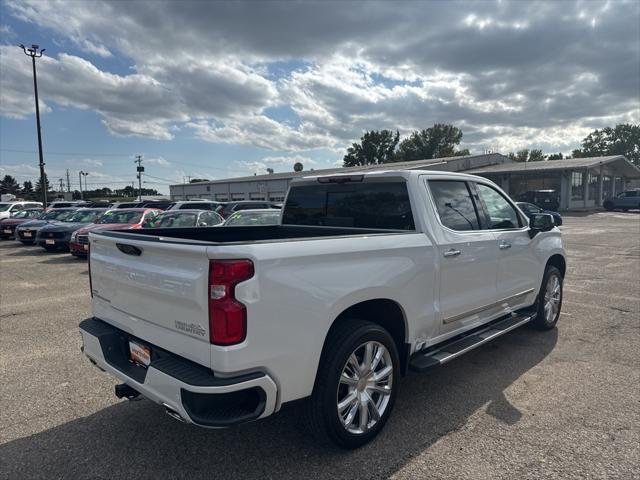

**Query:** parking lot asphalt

left=1, top=211, right=639, bottom=480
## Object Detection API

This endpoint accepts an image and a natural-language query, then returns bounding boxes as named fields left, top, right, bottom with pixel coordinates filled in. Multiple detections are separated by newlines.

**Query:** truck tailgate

left=89, top=233, right=212, bottom=367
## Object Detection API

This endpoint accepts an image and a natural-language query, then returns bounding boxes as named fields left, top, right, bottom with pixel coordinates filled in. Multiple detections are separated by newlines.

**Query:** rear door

left=89, top=232, right=213, bottom=367
left=427, top=179, right=498, bottom=336
left=474, top=182, right=539, bottom=311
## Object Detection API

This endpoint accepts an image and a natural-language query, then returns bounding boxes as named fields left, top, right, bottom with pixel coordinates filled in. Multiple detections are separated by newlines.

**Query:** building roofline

left=169, top=153, right=509, bottom=187
left=466, top=155, right=640, bottom=177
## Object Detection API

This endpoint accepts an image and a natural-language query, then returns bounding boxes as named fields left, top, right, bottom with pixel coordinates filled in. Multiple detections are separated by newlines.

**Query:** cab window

left=429, top=180, right=481, bottom=231
left=476, top=183, right=523, bottom=229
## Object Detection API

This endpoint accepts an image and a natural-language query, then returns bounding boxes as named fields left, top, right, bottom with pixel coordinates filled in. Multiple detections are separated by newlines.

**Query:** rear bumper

left=79, top=318, right=278, bottom=427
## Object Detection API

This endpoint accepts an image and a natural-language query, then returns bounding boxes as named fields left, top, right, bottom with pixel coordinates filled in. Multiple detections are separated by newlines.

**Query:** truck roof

left=293, top=168, right=487, bottom=184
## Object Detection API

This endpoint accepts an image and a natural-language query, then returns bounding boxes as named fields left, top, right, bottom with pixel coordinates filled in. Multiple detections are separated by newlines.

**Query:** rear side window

left=283, top=181, right=415, bottom=230
left=429, top=180, right=480, bottom=231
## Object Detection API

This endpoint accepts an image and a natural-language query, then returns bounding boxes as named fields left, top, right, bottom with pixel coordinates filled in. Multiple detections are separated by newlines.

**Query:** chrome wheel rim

left=544, top=274, right=561, bottom=323
left=336, top=341, right=393, bottom=435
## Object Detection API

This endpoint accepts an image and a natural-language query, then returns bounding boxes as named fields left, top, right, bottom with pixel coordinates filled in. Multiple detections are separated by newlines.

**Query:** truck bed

left=93, top=224, right=411, bottom=244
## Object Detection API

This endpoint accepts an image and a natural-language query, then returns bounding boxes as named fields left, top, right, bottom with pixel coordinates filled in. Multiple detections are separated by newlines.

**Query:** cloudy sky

left=1, top=0, right=638, bottom=193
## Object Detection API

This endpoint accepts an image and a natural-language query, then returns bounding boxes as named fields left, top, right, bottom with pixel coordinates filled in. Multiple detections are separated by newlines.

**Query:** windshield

left=97, top=211, right=143, bottom=224
left=225, top=211, right=281, bottom=226
left=0, top=203, right=12, bottom=212
left=39, top=209, right=75, bottom=220
left=147, top=212, right=197, bottom=228
left=63, top=209, right=105, bottom=223
left=11, top=210, right=37, bottom=219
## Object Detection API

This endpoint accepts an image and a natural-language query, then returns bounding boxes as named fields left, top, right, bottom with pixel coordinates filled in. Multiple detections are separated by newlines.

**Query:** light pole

left=20, top=44, right=47, bottom=208
left=78, top=171, right=89, bottom=200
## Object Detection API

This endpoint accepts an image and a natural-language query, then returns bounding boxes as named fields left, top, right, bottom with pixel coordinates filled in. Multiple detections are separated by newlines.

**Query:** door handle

left=443, top=248, right=461, bottom=257
left=499, top=242, right=511, bottom=250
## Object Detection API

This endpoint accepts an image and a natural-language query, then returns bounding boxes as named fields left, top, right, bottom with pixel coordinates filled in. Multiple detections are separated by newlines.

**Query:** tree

left=528, top=149, right=545, bottom=162
left=547, top=153, right=563, bottom=160
left=34, top=174, right=52, bottom=195
left=572, top=124, right=640, bottom=165
left=190, top=178, right=209, bottom=183
left=0, top=175, right=20, bottom=194
left=508, top=149, right=529, bottom=162
left=22, top=180, right=33, bottom=194
left=394, top=124, right=465, bottom=162
left=343, top=130, right=400, bottom=167
left=507, top=149, right=544, bottom=162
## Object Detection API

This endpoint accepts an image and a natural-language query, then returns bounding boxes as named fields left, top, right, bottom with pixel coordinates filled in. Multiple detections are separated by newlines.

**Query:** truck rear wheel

left=531, top=265, right=563, bottom=330
left=304, top=319, right=399, bottom=449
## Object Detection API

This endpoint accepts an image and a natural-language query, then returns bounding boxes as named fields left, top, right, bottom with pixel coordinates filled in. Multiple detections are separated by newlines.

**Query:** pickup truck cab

left=80, top=170, right=565, bottom=448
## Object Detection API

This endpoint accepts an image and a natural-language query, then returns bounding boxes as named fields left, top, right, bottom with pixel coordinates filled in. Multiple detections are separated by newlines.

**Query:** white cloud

left=1, top=0, right=639, bottom=156
left=145, top=157, right=170, bottom=167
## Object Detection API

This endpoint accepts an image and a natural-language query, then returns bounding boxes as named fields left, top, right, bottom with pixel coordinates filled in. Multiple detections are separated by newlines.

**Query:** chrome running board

left=409, top=311, right=536, bottom=372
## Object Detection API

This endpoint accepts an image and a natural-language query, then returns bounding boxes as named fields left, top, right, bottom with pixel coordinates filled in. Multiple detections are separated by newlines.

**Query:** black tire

left=531, top=265, right=563, bottom=330
left=304, top=319, right=400, bottom=449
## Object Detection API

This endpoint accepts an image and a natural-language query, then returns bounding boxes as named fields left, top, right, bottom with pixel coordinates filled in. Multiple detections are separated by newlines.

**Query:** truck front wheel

left=304, top=319, right=399, bottom=449
left=531, top=265, right=563, bottom=330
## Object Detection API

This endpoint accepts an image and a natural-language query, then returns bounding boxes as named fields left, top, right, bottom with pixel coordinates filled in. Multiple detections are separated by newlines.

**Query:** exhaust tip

left=163, top=403, right=186, bottom=423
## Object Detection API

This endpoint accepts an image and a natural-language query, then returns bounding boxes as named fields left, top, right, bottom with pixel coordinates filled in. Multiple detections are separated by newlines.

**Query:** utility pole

left=20, top=44, right=47, bottom=208
left=135, top=155, right=144, bottom=201
left=66, top=169, right=71, bottom=192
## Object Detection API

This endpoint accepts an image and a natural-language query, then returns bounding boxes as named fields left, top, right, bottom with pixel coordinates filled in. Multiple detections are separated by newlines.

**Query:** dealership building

left=169, top=153, right=639, bottom=210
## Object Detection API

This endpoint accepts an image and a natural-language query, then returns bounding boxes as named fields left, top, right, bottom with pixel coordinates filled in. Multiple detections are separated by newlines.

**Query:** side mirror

left=528, top=213, right=555, bottom=238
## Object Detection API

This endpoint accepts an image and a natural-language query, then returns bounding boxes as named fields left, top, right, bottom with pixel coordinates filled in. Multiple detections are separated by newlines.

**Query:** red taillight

left=208, top=259, right=254, bottom=345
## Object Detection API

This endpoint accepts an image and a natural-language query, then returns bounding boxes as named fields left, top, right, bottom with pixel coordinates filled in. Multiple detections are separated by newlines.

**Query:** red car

left=69, top=208, right=160, bottom=257
left=0, top=208, right=44, bottom=239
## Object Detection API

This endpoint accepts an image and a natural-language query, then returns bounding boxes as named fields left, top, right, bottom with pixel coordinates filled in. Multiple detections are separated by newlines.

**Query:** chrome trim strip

left=443, top=288, right=535, bottom=324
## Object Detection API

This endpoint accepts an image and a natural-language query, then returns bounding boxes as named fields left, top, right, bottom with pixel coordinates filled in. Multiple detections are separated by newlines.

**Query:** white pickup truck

left=80, top=170, right=566, bottom=448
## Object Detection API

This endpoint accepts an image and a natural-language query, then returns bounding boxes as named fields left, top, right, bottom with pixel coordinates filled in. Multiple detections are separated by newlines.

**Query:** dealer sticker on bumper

left=129, top=341, right=151, bottom=367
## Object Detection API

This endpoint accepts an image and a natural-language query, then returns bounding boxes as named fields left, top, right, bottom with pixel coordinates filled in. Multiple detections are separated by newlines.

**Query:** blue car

left=516, top=202, right=563, bottom=226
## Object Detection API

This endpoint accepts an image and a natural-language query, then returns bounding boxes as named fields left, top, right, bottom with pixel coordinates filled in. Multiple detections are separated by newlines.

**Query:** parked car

left=603, top=190, right=640, bottom=211
left=0, top=208, right=43, bottom=239
left=47, top=201, right=88, bottom=209
left=143, top=210, right=224, bottom=228
left=515, top=190, right=559, bottom=212
left=516, top=202, right=563, bottom=226
left=139, top=200, right=172, bottom=210
left=167, top=200, right=223, bottom=212
left=215, top=201, right=281, bottom=218
left=36, top=208, right=107, bottom=251
left=69, top=208, right=161, bottom=257
left=223, top=209, right=282, bottom=226
left=109, top=202, right=142, bottom=209
left=80, top=170, right=565, bottom=449
left=15, top=208, right=79, bottom=244
left=0, top=201, right=43, bottom=220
